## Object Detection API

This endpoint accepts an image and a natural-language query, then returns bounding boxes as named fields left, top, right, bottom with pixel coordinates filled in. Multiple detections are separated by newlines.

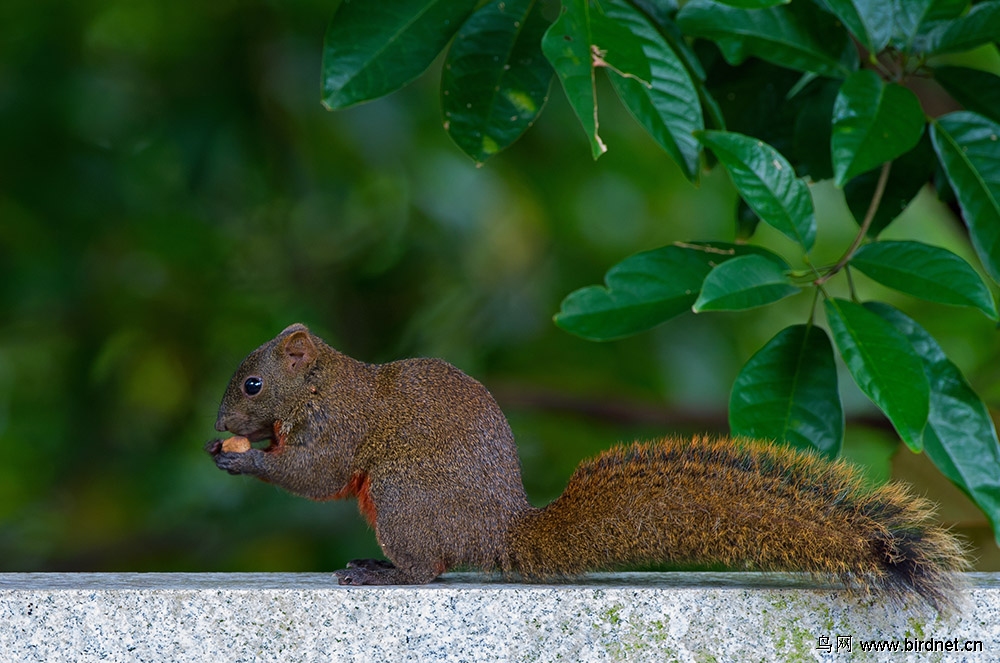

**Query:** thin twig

left=814, top=160, right=893, bottom=285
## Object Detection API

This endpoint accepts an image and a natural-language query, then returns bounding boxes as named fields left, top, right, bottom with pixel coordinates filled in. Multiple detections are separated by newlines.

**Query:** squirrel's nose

left=215, top=415, right=228, bottom=433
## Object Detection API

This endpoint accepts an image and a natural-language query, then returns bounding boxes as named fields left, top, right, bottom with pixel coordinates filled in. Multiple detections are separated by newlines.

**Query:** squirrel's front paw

left=213, top=449, right=261, bottom=475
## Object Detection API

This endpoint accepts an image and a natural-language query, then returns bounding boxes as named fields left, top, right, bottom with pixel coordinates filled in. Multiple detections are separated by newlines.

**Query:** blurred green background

left=2, top=0, right=998, bottom=573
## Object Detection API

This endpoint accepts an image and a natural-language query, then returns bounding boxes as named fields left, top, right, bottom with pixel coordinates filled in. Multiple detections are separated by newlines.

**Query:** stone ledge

left=2, top=572, right=997, bottom=662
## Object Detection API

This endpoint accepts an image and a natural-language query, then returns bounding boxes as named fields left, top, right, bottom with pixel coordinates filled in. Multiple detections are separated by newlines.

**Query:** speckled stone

left=1, top=572, right=997, bottom=662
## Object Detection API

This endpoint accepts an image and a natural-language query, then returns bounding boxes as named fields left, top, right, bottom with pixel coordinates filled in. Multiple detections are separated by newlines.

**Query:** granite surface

left=1, top=572, right=997, bottom=662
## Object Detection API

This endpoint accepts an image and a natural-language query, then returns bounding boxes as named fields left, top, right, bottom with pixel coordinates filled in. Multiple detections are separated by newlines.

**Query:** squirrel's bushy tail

left=509, top=437, right=967, bottom=611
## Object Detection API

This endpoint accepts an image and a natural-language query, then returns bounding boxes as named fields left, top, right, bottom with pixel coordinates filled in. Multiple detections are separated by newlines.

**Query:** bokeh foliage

left=2, top=0, right=999, bottom=572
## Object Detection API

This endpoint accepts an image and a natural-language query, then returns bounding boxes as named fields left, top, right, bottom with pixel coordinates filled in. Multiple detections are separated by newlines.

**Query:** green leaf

left=321, top=0, right=478, bottom=110
left=441, top=0, right=553, bottom=164
left=824, top=298, right=929, bottom=451
left=934, top=66, right=1000, bottom=126
left=693, top=254, right=799, bottom=311
left=676, top=0, right=852, bottom=78
left=851, top=240, right=998, bottom=319
left=844, top=132, right=934, bottom=237
left=555, top=242, right=783, bottom=340
left=730, top=324, right=843, bottom=457
left=736, top=197, right=761, bottom=240
left=628, top=0, right=678, bottom=27
left=821, top=0, right=892, bottom=53
left=931, top=111, right=1000, bottom=284
left=792, top=77, right=840, bottom=181
left=716, top=0, right=790, bottom=7
left=697, top=130, right=817, bottom=251
left=589, top=5, right=653, bottom=83
left=639, top=4, right=730, bottom=132
left=602, top=0, right=703, bottom=181
left=554, top=245, right=707, bottom=340
left=831, top=70, right=926, bottom=187
left=891, top=0, right=969, bottom=51
left=541, top=0, right=608, bottom=158
left=706, top=59, right=805, bottom=164
left=920, top=0, right=1000, bottom=56
left=868, top=302, right=1000, bottom=546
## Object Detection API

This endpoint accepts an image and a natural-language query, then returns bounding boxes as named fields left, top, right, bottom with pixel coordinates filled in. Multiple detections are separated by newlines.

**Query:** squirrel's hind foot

left=334, top=559, right=441, bottom=585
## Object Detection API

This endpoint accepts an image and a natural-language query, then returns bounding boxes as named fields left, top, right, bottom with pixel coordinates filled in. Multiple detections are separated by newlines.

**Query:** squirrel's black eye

left=243, top=376, right=263, bottom=396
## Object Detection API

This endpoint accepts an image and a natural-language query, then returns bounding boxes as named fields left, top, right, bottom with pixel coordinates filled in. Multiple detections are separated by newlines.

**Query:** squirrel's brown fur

left=207, top=323, right=967, bottom=610
left=511, top=438, right=966, bottom=611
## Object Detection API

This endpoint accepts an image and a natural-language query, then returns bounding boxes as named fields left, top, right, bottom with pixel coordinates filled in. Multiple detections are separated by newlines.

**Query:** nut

left=221, top=436, right=252, bottom=453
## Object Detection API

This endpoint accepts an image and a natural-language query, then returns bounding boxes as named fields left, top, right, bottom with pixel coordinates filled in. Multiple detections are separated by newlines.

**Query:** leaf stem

left=808, top=287, right=820, bottom=326
left=846, top=265, right=857, bottom=301
left=814, top=160, right=892, bottom=286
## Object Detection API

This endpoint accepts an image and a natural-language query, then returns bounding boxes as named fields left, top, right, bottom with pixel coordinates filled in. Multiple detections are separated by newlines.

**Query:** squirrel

left=206, top=323, right=967, bottom=610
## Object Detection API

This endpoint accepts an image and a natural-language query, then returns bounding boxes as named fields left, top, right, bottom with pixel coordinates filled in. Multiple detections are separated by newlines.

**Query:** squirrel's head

left=215, top=323, right=319, bottom=440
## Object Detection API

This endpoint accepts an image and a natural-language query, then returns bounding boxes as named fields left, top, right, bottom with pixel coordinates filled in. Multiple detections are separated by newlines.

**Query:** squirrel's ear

left=281, top=322, right=309, bottom=335
left=280, top=328, right=317, bottom=373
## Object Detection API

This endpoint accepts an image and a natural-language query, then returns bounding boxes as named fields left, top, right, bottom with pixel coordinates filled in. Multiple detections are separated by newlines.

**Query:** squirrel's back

left=509, top=436, right=967, bottom=611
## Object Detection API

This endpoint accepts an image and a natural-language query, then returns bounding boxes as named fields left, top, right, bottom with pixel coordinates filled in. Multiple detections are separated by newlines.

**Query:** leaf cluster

left=320, top=0, right=1000, bottom=542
